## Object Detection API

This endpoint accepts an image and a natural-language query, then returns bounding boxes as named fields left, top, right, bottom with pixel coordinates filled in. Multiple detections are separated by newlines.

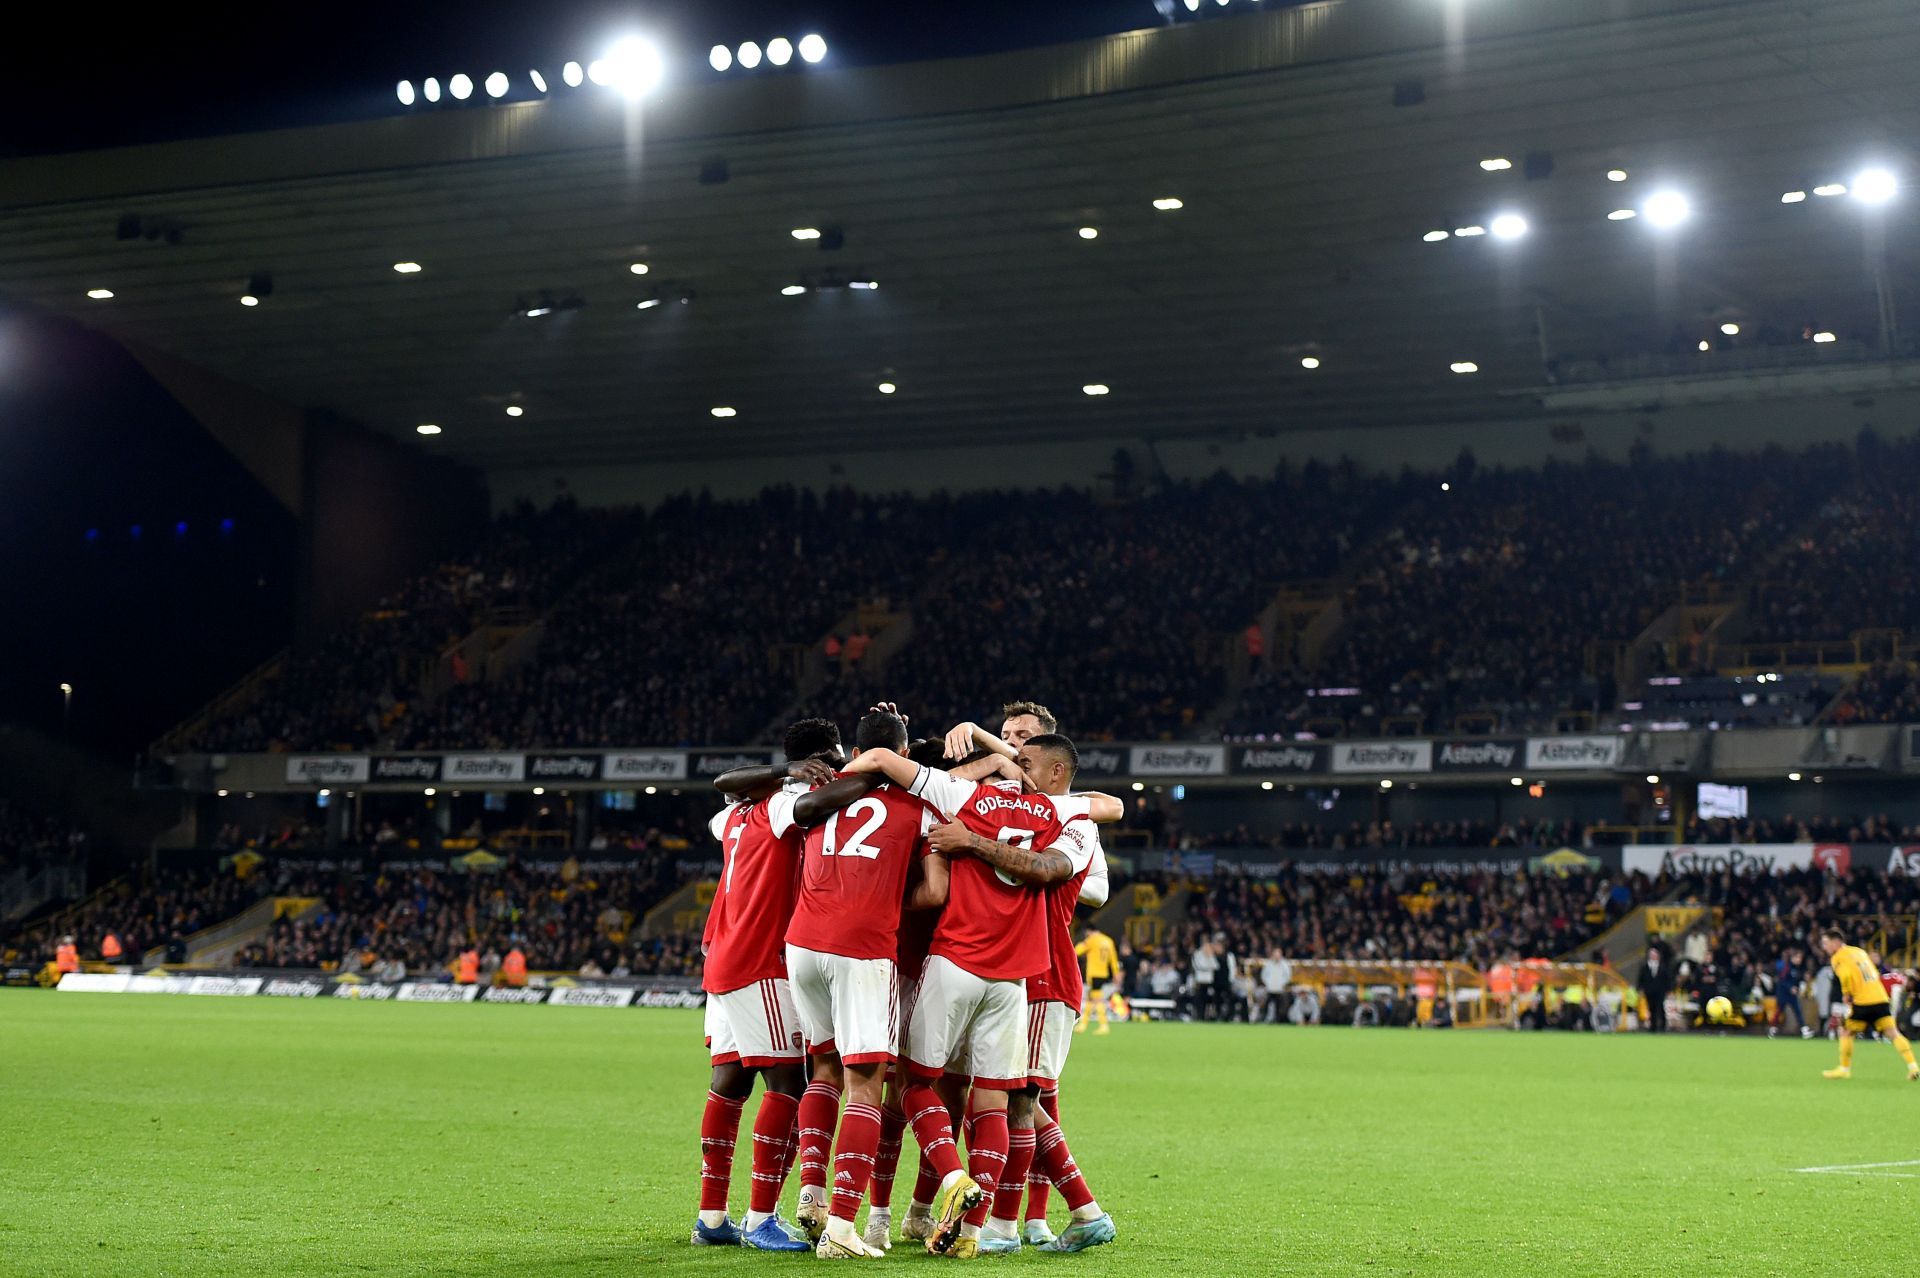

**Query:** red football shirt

left=702, top=785, right=809, bottom=994
left=905, top=768, right=1093, bottom=981
left=1029, top=819, right=1102, bottom=1007
left=786, top=780, right=937, bottom=962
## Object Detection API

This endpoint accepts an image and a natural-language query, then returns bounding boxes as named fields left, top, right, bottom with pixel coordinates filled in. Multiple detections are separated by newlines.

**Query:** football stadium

left=4, top=0, right=1920, bottom=1273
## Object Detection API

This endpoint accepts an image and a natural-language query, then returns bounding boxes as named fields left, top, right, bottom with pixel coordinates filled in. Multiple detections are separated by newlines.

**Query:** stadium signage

left=1231, top=745, right=1325, bottom=775
left=691, top=751, right=777, bottom=777
left=396, top=982, right=481, bottom=1003
left=1330, top=741, right=1433, bottom=774
left=1621, top=843, right=1819, bottom=876
left=1073, top=748, right=1125, bottom=778
left=547, top=986, right=637, bottom=1008
left=603, top=751, right=690, bottom=782
left=372, top=755, right=441, bottom=782
left=443, top=753, right=527, bottom=782
left=527, top=753, right=601, bottom=781
left=1887, top=846, right=1920, bottom=876
left=185, top=976, right=263, bottom=996
left=1525, top=736, right=1622, bottom=770
left=284, top=755, right=371, bottom=785
left=331, top=982, right=399, bottom=1000
left=1433, top=739, right=1523, bottom=772
left=481, top=987, right=549, bottom=1004
left=260, top=977, right=326, bottom=998
left=1128, top=745, right=1227, bottom=777
left=634, top=989, right=707, bottom=1009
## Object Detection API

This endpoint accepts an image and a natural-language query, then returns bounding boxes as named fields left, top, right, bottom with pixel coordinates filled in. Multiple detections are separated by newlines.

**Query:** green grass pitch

left=0, top=990, right=1907, bottom=1277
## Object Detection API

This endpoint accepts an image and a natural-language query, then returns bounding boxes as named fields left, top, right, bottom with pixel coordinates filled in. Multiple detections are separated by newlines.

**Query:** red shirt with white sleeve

left=785, top=779, right=938, bottom=962
left=1029, top=821, right=1106, bottom=1007
left=904, top=767, right=1094, bottom=981
left=702, top=783, right=809, bottom=994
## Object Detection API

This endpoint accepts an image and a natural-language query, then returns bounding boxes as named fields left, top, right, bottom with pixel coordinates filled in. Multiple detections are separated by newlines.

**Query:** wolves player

left=842, top=735, right=1098, bottom=1258
left=783, top=710, right=951, bottom=1258
left=693, top=718, right=872, bottom=1250
left=1818, top=927, right=1920, bottom=1081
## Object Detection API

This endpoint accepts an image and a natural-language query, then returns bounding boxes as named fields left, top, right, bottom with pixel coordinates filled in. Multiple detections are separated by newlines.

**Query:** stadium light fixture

left=1489, top=213, right=1528, bottom=240
left=1449, top=361, right=1478, bottom=374
left=738, top=41, right=763, bottom=69
left=1082, top=383, right=1111, bottom=396
left=1697, top=340, right=1710, bottom=352
left=397, top=80, right=416, bottom=106
left=1078, top=226, right=1099, bottom=240
left=1153, top=197, right=1184, bottom=211
left=505, top=406, right=524, bottom=417
left=239, top=294, right=260, bottom=306
left=1812, top=331, right=1836, bottom=343
left=1380, top=779, right=1393, bottom=789
left=1131, top=781, right=1145, bottom=791
left=1646, top=774, right=1660, bottom=784
left=781, top=284, right=807, bottom=296
left=424, top=787, right=436, bottom=796
left=532, top=786, right=545, bottom=795
left=628, top=262, right=649, bottom=275
left=485, top=71, right=509, bottom=99
left=798, top=33, right=827, bottom=63
left=1852, top=167, right=1897, bottom=205
left=562, top=61, right=585, bottom=87
left=1606, top=168, right=1628, bottom=182
left=711, top=406, right=737, bottom=418
left=1479, top=157, right=1512, bottom=172
left=849, top=279, right=878, bottom=290
left=423, top=77, right=442, bottom=102
left=767, top=37, right=793, bottom=66
left=792, top=227, right=822, bottom=240
left=636, top=295, right=662, bottom=309
left=318, top=789, right=331, bottom=799
left=595, top=37, right=665, bottom=98
left=1300, top=356, right=1320, bottom=369
left=217, top=789, right=229, bottom=798
left=1453, top=225, right=1486, bottom=237
left=1720, top=322, right=1740, bottom=336
left=1510, top=776, right=1523, bottom=786
left=86, top=288, right=114, bottom=299
left=416, top=423, right=442, bottom=435
left=1788, top=772, right=1802, bottom=781
left=1260, top=781, right=1274, bottom=791
left=1781, top=190, right=1807, bottom=204
left=710, top=44, right=732, bottom=71
left=1606, top=208, right=1636, bottom=221
left=1422, top=230, right=1449, bottom=242
left=449, top=73, right=473, bottom=100
left=530, top=70, right=548, bottom=93
left=1440, top=482, right=1451, bottom=492
left=878, top=381, right=897, bottom=394
left=1812, top=183, right=1847, bottom=198
left=393, top=261, right=423, bottom=273
left=1642, top=190, right=1690, bottom=227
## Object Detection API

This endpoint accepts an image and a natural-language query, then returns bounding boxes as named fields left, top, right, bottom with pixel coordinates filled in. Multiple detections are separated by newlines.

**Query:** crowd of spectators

left=1825, top=661, right=1920, bottom=725
left=0, top=799, right=86, bottom=878
left=1682, top=813, right=1920, bottom=845
left=1178, top=816, right=1596, bottom=853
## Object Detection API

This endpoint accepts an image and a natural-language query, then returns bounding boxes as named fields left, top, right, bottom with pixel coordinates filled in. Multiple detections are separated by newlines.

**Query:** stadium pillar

left=573, top=796, right=591, bottom=850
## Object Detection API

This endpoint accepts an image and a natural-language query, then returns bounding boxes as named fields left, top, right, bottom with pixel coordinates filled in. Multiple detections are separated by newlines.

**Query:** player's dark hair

left=1001, top=700, right=1058, bottom=733
left=856, top=710, right=909, bottom=753
left=1819, top=925, right=1846, bottom=943
left=906, top=738, right=951, bottom=770
left=783, top=717, right=842, bottom=761
left=1026, top=732, right=1078, bottom=780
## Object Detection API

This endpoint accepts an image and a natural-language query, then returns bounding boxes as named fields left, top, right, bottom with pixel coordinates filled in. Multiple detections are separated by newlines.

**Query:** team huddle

left=692, top=701, right=1121, bottom=1259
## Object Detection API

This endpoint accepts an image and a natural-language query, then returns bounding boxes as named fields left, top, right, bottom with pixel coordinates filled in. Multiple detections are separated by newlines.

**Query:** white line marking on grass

left=1793, top=1159, right=1920, bottom=1178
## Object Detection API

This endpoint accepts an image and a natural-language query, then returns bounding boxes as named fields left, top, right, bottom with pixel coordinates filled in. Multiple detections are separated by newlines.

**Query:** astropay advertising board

left=1621, top=843, right=1852, bottom=876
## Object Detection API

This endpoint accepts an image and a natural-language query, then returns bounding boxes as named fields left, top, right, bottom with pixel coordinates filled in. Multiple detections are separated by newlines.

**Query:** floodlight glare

left=1852, top=167, right=1897, bottom=205
left=86, top=288, right=114, bottom=299
left=1453, top=225, right=1485, bottom=237
left=1812, top=183, right=1847, bottom=198
left=1812, top=331, right=1836, bottom=343
left=792, top=227, right=822, bottom=240
left=1078, top=226, right=1099, bottom=240
left=597, top=37, right=664, bottom=98
left=1153, top=197, right=1184, bottom=210
left=798, top=34, right=827, bottom=63
left=1720, top=322, right=1740, bottom=336
left=1606, top=168, right=1628, bottom=182
left=485, top=72, right=508, bottom=98
left=781, top=284, right=807, bottom=296
left=738, top=41, right=763, bottom=69
left=449, top=73, right=473, bottom=100
left=710, top=406, right=737, bottom=418
left=1450, top=361, right=1479, bottom=374
left=423, top=77, right=442, bottom=102
left=877, top=382, right=897, bottom=394
left=710, top=44, right=732, bottom=71
left=1642, top=190, right=1690, bottom=227
left=767, top=37, right=793, bottom=66
left=1422, top=229, right=1449, bottom=242
left=1082, top=383, right=1110, bottom=396
left=393, top=261, right=423, bottom=273
left=1781, top=190, right=1807, bottom=203
left=1606, top=209, right=1637, bottom=220
left=530, top=69, right=548, bottom=92
left=1300, top=356, right=1320, bottom=369
left=397, top=80, right=416, bottom=106
left=417, top=424, right=442, bottom=435
left=562, top=61, right=585, bottom=87
left=1490, top=213, right=1528, bottom=239
left=1479, top=157, right=1512, bottom=172
left=505, top=406, right=524, bottom=417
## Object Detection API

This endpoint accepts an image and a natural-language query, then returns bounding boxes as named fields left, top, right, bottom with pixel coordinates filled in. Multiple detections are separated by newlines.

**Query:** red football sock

left=871, top=1104, right=906, bottom=1209
left=748, top=1090, right=799, bottom=1215
left=778, top=1110, right=800, bottom=1194
left=961, top=1107, right=1008, bottom=1228
left=1034, top=1115, right=1093, bottom=1212
left=904, top=1082, right=963, bottom=1181
left=797, top=1080, right=842, bottom=1193
left=699, top=1090, right=747, bottom=1213
left=993, top=1126, right=1036, bottom=1222
left=1025, top=1089, right=1058, bottom=1221
left=829, top=1102, right=884, bottom=1222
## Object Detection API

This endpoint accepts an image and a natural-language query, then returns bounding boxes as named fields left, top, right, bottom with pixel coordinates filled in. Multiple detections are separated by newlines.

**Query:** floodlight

left=767, top=38, right=793, bottom=66
left=710, top=45, right=732, bottom=71
left=1852, top=167, right=1897, bottom=205
left=798, top=34, right=827, bottom=62
left=485, top=72, right=509, bottom=98
left=449, top=73, right=473, bottom=100
left=1642, top=190, right=1690, bottom=227
left=738, top=41, right=763, bottom=69
left=1490, top=213, right=1528, bottom=239
left=397, top=80, right=416, bottom=106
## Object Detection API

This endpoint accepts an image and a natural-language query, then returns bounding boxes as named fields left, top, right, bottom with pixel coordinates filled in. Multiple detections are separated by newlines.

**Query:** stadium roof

left=2, top=0, right=1916, bottom=471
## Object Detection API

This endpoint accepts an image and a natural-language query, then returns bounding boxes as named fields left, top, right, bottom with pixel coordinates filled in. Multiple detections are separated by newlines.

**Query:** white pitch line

left=1792, top=1159, right=1920, bottom=1177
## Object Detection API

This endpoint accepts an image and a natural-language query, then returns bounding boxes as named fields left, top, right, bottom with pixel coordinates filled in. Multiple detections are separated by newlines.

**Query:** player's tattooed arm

left=927, top=822, right=1071, bottom=884
left=713, top=757, right=836, bottom=801
left=905, top=852, right=950, bottom=910
left=791, top=773, right=881, bottom=826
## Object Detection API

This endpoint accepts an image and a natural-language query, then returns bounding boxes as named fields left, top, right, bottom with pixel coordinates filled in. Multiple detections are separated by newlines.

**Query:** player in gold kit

left=1818, top=927, right=1919, bottom=1081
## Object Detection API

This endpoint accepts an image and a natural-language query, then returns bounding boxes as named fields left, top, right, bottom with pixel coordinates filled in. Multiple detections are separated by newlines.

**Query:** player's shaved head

left=1018, top=733, right=1079, bottom=794
left=783, top=717, right=843, bottom=763
left=855, top=710, right=909, bottom=753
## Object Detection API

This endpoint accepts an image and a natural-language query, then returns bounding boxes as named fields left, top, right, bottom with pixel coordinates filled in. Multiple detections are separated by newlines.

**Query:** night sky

left=9, top=0, right=1180, bottom=155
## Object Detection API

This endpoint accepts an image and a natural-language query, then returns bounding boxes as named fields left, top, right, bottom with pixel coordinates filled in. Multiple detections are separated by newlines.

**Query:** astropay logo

left=1076, top=748, right=1123, bottom=775
left=1436, top=741, right=1517, bottom=769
